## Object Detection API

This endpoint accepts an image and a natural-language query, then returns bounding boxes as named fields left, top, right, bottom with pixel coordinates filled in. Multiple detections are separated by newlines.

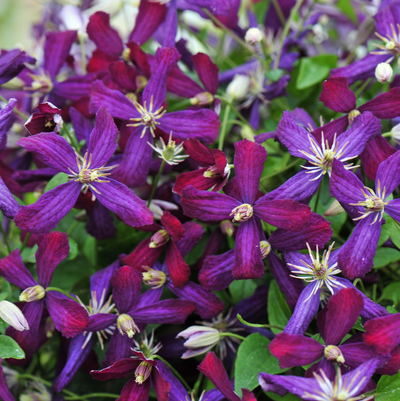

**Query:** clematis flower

left=14, top=107, right=153, bottom=234
left=53, top=261, right=120, bottom=392
left=0, top=49, right=35, bottom=86
left=272, top=111, right=381, bottom=203
left=330, top=153, right=400, bottom=279
left=91, top=346, right=170, bottom=401
left=0, top=232, right=89, bottom=359
left=259, top=357, right=386, bottom=401
left=0, top=359, right=14, bottom=401
left=269, top=288, right=398, bottom=379
left=89, top=46, right=220, bottom=187
left=0, top=98, right=17, bottom=152
left=181, top=139, right=312, bottom=280
left=0, top=176, right=20, bottom=219
left=174, top=138, right=230, bottom=195
left=24, top=102, right=63, bottom=135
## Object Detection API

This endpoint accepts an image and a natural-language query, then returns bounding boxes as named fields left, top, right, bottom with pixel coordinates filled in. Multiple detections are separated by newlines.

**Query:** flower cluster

left=1, top=0, right=400, bottom=400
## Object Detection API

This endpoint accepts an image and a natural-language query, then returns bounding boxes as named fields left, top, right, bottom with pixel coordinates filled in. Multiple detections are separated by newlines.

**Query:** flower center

left=148, top=132, right=189, bottom=166
left=260, top=241, right=271, bottom=259
left=149, top=229, right=170, bottom=248
left=373, top=24, right=400, bottom=57
left=230, top=204, right=253, bottom=223
left=324, top=345, right=345, bottom=363
left=190, top=91, right=214, bottom=106
left=24, top=70, right=53, bottom=94
left=348, top=109, right=361, bottom=125
left=19, top=285, right=46, bottom=302
left=117, top=314, right=140, bottom=338
left=142, top=266, right=167, bottom=289
left=135, top=361, right=153, bottom=384
left=128, top=95, right=166, bottom=137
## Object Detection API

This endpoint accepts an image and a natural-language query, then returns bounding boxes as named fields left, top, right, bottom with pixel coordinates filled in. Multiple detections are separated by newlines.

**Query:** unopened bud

left=19, top=285, right=45, bottom=303
left=117, top=314, right=139, bottom=338
left=348, top=109, right=360, bottom=125
left=220, top=219, right=234, bottom=237
left=324, top=200, right=345, bottom=216
left=190, top=92, right=214, bottom=106
left=260, top=241, right=271, bottom=259
left=245, top=28, right=263, bottom=45
left=375, top=63, right=393, bottom=83
left=324, top=345, right=345, bottom=363
left=177, top=326, right=220, bottom=358
left=135, top=361, right=153, bottom=384
left=0, top=300, right=29, bottom=331
left=226, top=74, right=250, bottom=100
left=149, top=229, right=170, bottom=248
left=230, top=204, right=253, bottom=223
left=142, top=266, right=167, bottom=289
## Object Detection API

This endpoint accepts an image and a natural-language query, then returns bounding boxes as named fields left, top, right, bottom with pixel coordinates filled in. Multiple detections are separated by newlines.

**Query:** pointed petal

left=153, top=364, right=172, bottom=401
left=86, top=201, right=117, bottom=240
left=91, top=178, right=154, bottom=228
left=87, top=107, right=119, bottom=168
left=0, top=49, right=35, bottom=85
left=14, top=181, right=81, bottom=234
left=376, top=150, right=400, bottom=196
left=16, top=133, right=77, bottom=174
left=45, top=291, right=89, bottom=337
left=158, top=0, right=178, bottom=47
left=364, top=313, right=400, bottom=354
left=86, top=313, right=117, bottom=332
left=176, top=221, right=204, bottom=257
left=199, top=250, right=235, bottom=291
left=0, top=176, right=20, bottom=219
left=254, top=199, right=311, bottom=231
left=181, top=185, right=240, bottom=222
left=339, top=343, right=380, bottom=369
left=233, top=218, right=264, bottom=279
left=192, top=52, right=219, bottom=94
left=174, top=169, right=222, bottom=195
left=312, top=115, right=349, bottom=146
left=36, top=232, right=69, bottom=288
left=111, top=266, right=142, bottom=313
left=386, top=198, right=400, bottom=221
left=319, top=77, right=356, bottom=113
left=359, top=88, right=400, bottom=119
left=0, top=98, right=16, bottom=152
left=234, top=139, right=267, bottom=205
left=103, top=331, right=133, bottom=367
left=156, top=362, right=189, bottom=401
left=269, top=333, right=324, bottom=369
left=0, top=250, right=36, bottom=289
left=91, top=357, right=138, bottom=380
left=52, top=75, right=93, bottom=101
left=161, top=211, right=184, bottom=242
left=166, top=241, right=191, bottom=288
left=121, top=238, right=163, bottom=269
left=183, top=138, right=214, bottom=165
left=198, top=352, right=241, bottom=401
left=158, top=110, right=220, bottom=144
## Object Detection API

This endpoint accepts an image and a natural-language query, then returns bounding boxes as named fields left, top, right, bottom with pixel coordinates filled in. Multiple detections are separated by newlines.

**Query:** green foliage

left=268, top=280, right=291, bottom=334
left=373, top=248, right=400, bottom=269
left=296, top=55, right=338, bottom=90
left=0, top=335, right=25, bottom=359
left=375, top=373, right=400, bottom=401
left=43, top=172, right=69, bottom=193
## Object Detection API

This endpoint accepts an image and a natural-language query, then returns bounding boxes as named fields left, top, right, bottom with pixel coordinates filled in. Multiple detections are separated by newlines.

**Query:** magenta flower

left=0, top=232, right=89, bottom=359
left=330, top=152, right=400, bottom=279
left=24, top=102, right=63, bottom=135
left=14, top=107, right=153, bottom=234
left=89, top=46, right=220, bottom=187
left=181, top=139, right=312, bottom=280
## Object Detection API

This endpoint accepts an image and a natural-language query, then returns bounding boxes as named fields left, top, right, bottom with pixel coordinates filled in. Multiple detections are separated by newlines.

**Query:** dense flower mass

left=1, top=0, right=400, bottom=400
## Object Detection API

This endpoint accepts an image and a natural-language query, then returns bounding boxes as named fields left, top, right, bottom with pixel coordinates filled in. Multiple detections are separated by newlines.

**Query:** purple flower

left=0, top=232, right=89, bottom=359
left=0, top=359, right=14, bottom=401
left=0, top=49, right=35, bottom=86
left=181, top=139, right=313, bottom=280
left=24, top=102, right=63, bottom=135
left=330, top=152, right=400, bottom=279
left=14, top=107, right=153, bottom=234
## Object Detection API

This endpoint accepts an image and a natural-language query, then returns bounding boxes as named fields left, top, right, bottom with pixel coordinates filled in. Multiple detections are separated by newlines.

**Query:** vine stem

left=0, top=94, right=29, bottom=120
left=46, top=287, right=79, bottom=302
left=237, top=314, right=285, bottom=330
left=20, top=233, right=31, bottom=253
left=0, top=221, right=11, bottom=254
left=79, top=34, right=87, bottom=75
left=147, top=159, right=166, bottom=207
left=314, top=179, right=323, bottom=213
left=219, top=332, right=246, bottom=341
left=153, top=355, right=192, bottom=392
left=218, top=103, right=231, bottom=150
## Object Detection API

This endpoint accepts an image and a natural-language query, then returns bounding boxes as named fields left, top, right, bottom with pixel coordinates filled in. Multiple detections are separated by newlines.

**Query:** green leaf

left=378, top=216, right=392, bottom=247
left=266, top=69, right=285, bottom=82
left=44, top=173, right=69, bottom=193
left=373, top=248, right=400, bottom=268
left=229, top=280, right=257, bottom=304
left=296, top=55, right=338, bottom=90
left=235, top=333, right=286, bottom=395
left=336, top=0, right=358, bottom=24
left=375, top=372, right=400, bottom=400
left=380, top=282, right=400, bottom=304
left=0, top=335, right=25, bottom=359
left=390, top=218, right=400, bottom=249
left=68, top=238, right=78, bottom=260
left=267, top=392, right=301, bottom=401
left=268, top=280, right=291, bottom=334
left=21, top=244, right=38, bottom=264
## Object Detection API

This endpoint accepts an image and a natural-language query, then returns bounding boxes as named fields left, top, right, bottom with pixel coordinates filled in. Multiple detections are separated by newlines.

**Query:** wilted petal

left=319, top=77, right=356, bottom=113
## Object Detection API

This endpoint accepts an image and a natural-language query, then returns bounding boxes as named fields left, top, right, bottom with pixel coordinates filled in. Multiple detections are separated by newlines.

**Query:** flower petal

left=199, top=250, right=235, bottom=291
left=183, top=138, right=214, bottom=165
left=319, top=77, right=356, bottom=113
left=91, top=357, right=139, bottom=380
left=192, top=52, right=219, bottom=94
left=376, top=150, right=400, bottom=197
left=0, top=98, right=16, bottom=152
left=0, top=249, right=36, bottom=289
left=176, top=221, right=204, bottom=257
left=0, top=176, right=20, bottom=219
left=165, top=241, right=190, bottom=288
left=111, top=266, right=142, bottom=313
left=359, top=88, right=400, bottom=119
left=153, top=364, right=172, bottom=401
left=121, top=238, right=163, bottom=269
left=103, top=331, right=133, bottom=367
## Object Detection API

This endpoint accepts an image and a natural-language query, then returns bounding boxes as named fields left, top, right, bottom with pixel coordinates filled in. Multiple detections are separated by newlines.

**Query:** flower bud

left=260, top=241, right=271, bottom=259
left=19, top=285, right=45, bottom=303
left=324, top=345, right=345, bottom=363
left=0, top=300, right=29, bottom=331
left=230, top=204, right=253, bottom=223
left=220, top=220, right=234, bottom=237
left=142, top=266, right=167, bottom=289
left=177, top=326, right=220, bottom=358
left=324, top=199, right=345, bottom=216
left=245, top=28, right=263, bottom=45
left=135, top=361, right=153, bottom=384
left=117, top=314, right=140, bottom=338
left=190, top=92, right=214, bottom=106
left=149, top=229, right=170, bottom=248
left=375, top=63, right=393, bottom=83
left=226, top=74, right=250, bottom=100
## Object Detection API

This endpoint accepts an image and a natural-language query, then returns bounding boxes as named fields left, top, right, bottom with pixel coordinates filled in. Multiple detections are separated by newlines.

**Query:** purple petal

left=0, top=98, right=17, bottom=152
left=375, top=1, right=400, bottom=37
left=0, top=361, right=14, bottom=401
left=0, top=249, right=36, bottom=289
left=158, top=0, right=178, bottom=47
left=199, top=250, right=235, bottom=291
left=90, top=260, right=120, bottom=297
left=36, top=232, right=69, bottom=288
left=319, top=77, right=356, bottom=113
left=0, top=49, right=35, bottom=85
left=87, top=108, right=119, bottom=168
left=91, top=178, right=154, bottom=228
left=254, top=198, right=311, bottom=231
left=45, top=291, right=89, bottom=337
left=86, top=201, right=117, bottom=240
left=181, top=185, right=240, bottom=222
left=339, top=343, right=380, bottom=370
left=234, top=139, right=267, bottom=204
left=176, top=221, right=204, bottom=257
left=121, top=238, right=163, bottom=270
left=14, top=181, right=81, bottom=234
left=89, top=80, right=139, bottom=120
left=16, top=133, right=77, bottom=174
left=192, top=52, right=219, bottom=94
left=0, top=176, right=20, bottom=219
left=52, top=75, right=93, bottom=101
left=103, top=332, right=134, bottom=367
left=376, top=150, right=400, bottom=196
left=338, top=213, right=381, bottom=280
left=359, top=88, right=400, bottom=119
left=158, top=109, right=220, bottom=144
left=44, top=30, right=77, bottom=79
left=233, top=218, right=264, bottom=280
left=86, top=313, right=117, bottom=332
left=386, top=198, right=400, bottom=221
left=111, top=266, right=142, bottom=313
left=156, top=362, right=189, bottom=401
left=70, top=107, right=93, bottom=146
left=312, top=115, right=349, bottom=145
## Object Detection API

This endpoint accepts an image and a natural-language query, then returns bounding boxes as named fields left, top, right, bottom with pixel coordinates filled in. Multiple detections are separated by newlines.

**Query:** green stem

left=382, top=132, right=393, bottom=138
left=67, top=220, right=80, bottom=236
left=0, top=94, right=29, bottom=120
left=237, top=314, right=285, bottom=330
left=153, top=355, right=192, bottom=392
left=271, top=0, right=286, bottom=26
left=219, top=332, right=246, bottom=341
left=64, top=393, right=120, bottom=400
left=46, top=287, right=79, bottom=302
left=260, top=158, right=300, bottom=183
left=79, top=34, right=87, bottom=75
left=63, top=124, right=80, bottom=152
left=314, top=180, right=323, bottom=213
left=0, top=223, right=11, bottom=255
left=218, top=103, right=231, bottom=150
left=147, top=160, right=166, bottom=207
left=273, top=0, right=303, bottom=69
left=20, top=232, right=31, bottom=253
left=354, top=78, right=372, bottom=98
left=353, top=278, right=366, bottom=294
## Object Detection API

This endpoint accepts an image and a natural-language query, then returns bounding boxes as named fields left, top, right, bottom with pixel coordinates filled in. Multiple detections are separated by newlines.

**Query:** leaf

left=268, top=280, right=291, bottom=334
left=373, top=248, right=400, bottom=268
left=380, top=282, right=400, bottom=304
left=229, top=279, right=257, bottom=304
left=266, top=69, right=285, bottom=82
left=378, top=216, right=392, bottom=247
left=336, top=0, right=358, bottom=24
left=0, top=334, right=25, bottom=359
left=296, top=55, right=338, bottom=90
left=68, top=238, right=78, bottom=260
left=44, top=172, right=68, bottom=193
left=267, top=392, right=301, bottom=401
left=375, top=372, right=400, bottom=401
left=21, top=244, right=38, bottom=264
left=390, top=218, right=400, bottom=249
left=235, top=333, right=287, bottom=396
